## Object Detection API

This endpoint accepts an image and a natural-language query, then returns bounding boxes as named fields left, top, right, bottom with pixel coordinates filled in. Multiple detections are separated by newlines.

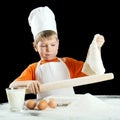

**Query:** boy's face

left=36, top=34, right=59, bottom=60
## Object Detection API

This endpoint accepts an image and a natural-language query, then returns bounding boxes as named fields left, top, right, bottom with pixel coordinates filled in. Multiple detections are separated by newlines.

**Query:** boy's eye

left=40, top=43, right=56, bottom=47
left=51, top=44, right=56, bottom=46
left=41, top=45, right=46, bottom=47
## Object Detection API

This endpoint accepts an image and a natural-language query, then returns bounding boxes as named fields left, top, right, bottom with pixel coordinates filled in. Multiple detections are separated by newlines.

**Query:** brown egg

left=48, top=98, right=57, bottom=108
left=25, top=99, right=36, bottom=110
left=37, top=99, right=48, bottom=110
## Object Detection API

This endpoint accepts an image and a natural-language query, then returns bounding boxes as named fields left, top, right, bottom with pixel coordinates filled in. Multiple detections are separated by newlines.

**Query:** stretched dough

left=82, top=34, right=105, bottom=75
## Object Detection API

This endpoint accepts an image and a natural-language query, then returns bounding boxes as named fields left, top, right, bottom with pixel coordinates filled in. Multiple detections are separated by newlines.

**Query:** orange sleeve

left=15, top=58, right=86, bottom=81
left=63, top=57, right=87, bottom=78
left=15, top=62, right=37, bottom=81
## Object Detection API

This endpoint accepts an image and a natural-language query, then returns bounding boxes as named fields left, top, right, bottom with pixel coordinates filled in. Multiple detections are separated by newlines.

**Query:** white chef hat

left=28, top=6, right=57, bottom=40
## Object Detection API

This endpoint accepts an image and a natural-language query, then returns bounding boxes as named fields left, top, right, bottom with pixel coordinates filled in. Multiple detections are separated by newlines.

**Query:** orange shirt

left=15, top=57, right=87, bottom=81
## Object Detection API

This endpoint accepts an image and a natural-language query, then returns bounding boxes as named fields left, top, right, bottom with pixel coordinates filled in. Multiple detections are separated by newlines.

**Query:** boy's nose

left=46, top=46, right=51, bottom=51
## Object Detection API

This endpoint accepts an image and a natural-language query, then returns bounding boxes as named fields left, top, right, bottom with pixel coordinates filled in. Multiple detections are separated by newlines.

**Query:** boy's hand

left=26, top=81, right=41, bottom=94
left=94, top=34, right=105, bottom=48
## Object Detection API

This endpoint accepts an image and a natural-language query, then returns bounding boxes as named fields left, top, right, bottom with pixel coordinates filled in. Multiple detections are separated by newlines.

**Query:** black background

left=0, top=0, right=119, bottom=103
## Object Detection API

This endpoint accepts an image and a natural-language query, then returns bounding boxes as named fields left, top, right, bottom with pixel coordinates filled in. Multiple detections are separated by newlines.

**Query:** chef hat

left=28, top=6, right=57, bottom=40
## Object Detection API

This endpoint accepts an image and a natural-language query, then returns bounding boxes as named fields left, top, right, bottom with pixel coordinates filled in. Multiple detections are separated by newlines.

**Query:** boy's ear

left=34, top=47, right=38, bottom=52
left=33, top=43, right=38, bottom=52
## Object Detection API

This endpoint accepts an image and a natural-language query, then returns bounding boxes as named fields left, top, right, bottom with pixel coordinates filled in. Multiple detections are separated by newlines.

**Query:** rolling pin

left=26, top=73, right=114, bottom=93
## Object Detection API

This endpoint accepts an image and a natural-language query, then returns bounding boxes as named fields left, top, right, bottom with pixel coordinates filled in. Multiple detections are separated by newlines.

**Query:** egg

left=37, top=99, right=48, bottom=110
left=25, top=99, right=36, bottom=110
left=48, top=98, right=57, bottom=108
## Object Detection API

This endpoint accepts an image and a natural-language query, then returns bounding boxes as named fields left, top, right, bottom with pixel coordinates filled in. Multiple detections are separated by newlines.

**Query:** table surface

left=1, top=94, right=120, bottom=120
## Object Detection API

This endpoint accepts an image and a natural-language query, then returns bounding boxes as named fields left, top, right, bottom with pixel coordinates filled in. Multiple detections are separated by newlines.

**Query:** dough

left=82, top=34, right=105, bottom=75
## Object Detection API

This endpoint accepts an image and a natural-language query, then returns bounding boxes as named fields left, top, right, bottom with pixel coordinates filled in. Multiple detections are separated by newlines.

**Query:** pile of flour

left=66, top=93, right=110, bottom=112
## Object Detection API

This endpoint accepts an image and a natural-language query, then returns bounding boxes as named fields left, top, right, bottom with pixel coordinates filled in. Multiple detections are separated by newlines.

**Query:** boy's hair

left=34, top=30, right=58, bottom=44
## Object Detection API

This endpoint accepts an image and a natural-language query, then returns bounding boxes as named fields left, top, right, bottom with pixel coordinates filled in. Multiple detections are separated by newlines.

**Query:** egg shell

left=48, top=98, right=57, bottom=108
left=37, top=99, right=48, bottom=110
left=25, top=99, right=36, bottom=110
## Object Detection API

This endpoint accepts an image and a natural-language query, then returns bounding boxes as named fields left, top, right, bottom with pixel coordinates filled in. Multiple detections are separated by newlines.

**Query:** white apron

left=35, top=58, right=75, bottom=99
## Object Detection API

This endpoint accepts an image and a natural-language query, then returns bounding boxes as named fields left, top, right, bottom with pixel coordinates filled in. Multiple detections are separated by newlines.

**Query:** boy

left=9, top=6, right=105, bottom=99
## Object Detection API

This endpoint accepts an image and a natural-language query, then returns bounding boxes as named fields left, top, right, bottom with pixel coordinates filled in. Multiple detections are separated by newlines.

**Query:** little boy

left=9, top=6, right=105, bottom=99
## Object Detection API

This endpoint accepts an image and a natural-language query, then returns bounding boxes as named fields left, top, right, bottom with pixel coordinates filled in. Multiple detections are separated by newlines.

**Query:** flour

left=1, top=94, right=120, bottom=120
left=67, top=93, right=110, bottom=112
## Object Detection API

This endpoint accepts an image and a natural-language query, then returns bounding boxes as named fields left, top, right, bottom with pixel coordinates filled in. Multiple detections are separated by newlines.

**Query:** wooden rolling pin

left=26, top=73, right=114, bottom=93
